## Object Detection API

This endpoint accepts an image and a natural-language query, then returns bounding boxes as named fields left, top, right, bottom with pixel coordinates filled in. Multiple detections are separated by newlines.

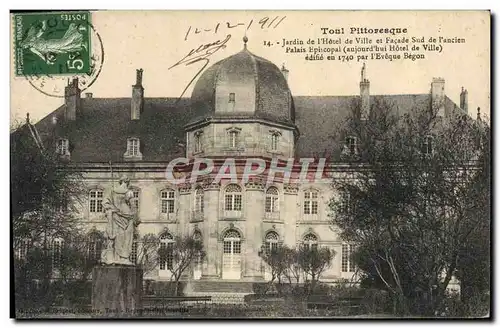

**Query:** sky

left=10, top=10, right=490, bottom=124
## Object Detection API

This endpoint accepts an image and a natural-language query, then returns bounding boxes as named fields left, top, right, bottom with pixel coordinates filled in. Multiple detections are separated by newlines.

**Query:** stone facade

left=30, top=39, right=467, bottom=289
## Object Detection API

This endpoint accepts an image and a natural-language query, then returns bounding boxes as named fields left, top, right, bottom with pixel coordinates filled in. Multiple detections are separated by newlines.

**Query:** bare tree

left=298, top=246, right=335, bottom=295
left=165, top=235, right=205, bottom=296
left=134, top=233, right=161, bottom=276
left=330, top=99, right=490, bottom=316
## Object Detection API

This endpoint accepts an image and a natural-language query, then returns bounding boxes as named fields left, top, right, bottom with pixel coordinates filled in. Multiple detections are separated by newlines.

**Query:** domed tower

left=185, top=37, right=298, bottom=159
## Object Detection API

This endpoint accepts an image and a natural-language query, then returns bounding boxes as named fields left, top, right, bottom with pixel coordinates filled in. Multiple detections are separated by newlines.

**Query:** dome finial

left=243, top=35, right=248, bottom=48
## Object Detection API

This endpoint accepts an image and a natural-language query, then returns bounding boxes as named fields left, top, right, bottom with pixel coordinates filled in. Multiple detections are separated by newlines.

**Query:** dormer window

left=124, top=137, right=143, bottom=160
left=226, top=127, right=242, bottom=149
left=229, top=93, right=235, bottom=103
left=56, top=138, right=70, bottom=156
left=128, top=138, right=139, bottom=156
left=346, top=136, right=357, bottom=155
left=194, top=130, right=203, bottom=153
left=422, top=135, right=433, bottom=155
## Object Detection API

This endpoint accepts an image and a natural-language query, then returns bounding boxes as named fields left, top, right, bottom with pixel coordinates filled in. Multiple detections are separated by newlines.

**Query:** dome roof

left=190, top=40, right=295, bottom=125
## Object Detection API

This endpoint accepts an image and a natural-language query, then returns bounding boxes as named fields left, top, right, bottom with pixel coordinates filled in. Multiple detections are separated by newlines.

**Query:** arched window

left=226, top=127, right=241, bottom=149
left=265, top=187, right=279, bottom=213
left=223, top=230, right=241, bottom=254
left=264, top=231, right=279, bottom=255
left=194, top=187, right=204, bottom=214
left=161, top=189, right=175, bottom=214
left=303, top=189, right=319, bottom=215
left=270, top=131, right=281, bottom=151
left=224, top=184, right=242, bottom=211
left=89, top=189, right=103, bottom=213
left=303, top=233, right=318, bottom=251
left=88, top=231, right=103, bottom=263
left=159, top=232, right=174, bottom=270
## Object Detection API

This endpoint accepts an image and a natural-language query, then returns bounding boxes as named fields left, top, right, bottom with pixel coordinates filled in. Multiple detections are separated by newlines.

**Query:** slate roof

left=191, top=47, right=294, bottom=125
left=35, top=98, right=193, bottom=163
left=32, top=93, right=463, bottom=163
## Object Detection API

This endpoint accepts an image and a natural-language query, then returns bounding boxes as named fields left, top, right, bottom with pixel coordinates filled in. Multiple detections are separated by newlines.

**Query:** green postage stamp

left=14, top=11, right=92, bottom=76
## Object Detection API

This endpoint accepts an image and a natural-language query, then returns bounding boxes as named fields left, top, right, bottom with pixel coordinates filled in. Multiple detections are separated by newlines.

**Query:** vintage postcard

left=10, top=10, right=491, bottom=319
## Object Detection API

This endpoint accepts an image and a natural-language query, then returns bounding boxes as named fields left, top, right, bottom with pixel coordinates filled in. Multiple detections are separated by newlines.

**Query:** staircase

left=186, top=280, right=254, bottom=304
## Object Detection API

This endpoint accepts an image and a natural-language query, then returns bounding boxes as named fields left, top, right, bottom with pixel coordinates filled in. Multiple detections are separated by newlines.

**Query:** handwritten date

left=184, top=16, right=286, bottom=41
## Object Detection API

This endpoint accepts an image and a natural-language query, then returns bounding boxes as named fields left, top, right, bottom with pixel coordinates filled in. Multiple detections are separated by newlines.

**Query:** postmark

left=15, top=11, right=92, bottom=76
left=15, top=12, right=105, bottom=98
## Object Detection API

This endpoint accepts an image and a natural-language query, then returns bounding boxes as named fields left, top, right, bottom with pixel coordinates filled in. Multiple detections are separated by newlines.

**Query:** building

left=27, top=37, right=470, bottom=295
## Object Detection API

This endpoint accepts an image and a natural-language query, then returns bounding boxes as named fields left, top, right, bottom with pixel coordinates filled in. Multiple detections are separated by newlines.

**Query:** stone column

left=283, top=184, right=300, bottom=247
left=243, top=181, right=265, bottom=281
left=200, top=181, right=220, bottom=279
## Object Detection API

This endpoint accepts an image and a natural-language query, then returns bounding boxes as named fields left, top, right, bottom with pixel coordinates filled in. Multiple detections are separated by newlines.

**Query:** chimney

left=64, top=78, right=81, bottom=121
left=131, top=69, right=144, bottom=120
left=359, top=63, right=370, bottom=120
left=431, top=77, right=445, bottom=117
left=477, top=107, right=481, bottom=121
left=460, top=87, right=468, bottom=112
left=281, top=64, right=289, bottom=81
left=85, top=92, right=93, bottom=99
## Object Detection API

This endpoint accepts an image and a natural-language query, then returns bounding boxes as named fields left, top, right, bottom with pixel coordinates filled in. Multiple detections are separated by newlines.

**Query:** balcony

left=264, top=212, right=281, bottom=222
left=221, top=210, right=243, bottom=220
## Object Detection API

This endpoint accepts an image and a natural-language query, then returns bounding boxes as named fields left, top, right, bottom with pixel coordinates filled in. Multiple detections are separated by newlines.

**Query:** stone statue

left=101, top=175, right=140, bottom=265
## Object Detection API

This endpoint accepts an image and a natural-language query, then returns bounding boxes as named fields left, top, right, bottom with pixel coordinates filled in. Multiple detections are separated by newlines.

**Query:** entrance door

left=222, top=230, right=242, bottom=280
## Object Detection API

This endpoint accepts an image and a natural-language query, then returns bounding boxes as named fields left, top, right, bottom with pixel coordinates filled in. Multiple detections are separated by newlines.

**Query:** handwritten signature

left=169, top=34, right=232, bottom=99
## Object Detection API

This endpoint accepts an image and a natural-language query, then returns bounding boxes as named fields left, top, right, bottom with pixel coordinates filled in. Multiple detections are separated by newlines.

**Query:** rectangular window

left=132, top=190, right=139, bottom=212
left=271, top=133, right=279, bottom=151
left=195, top=190, right=204, bottom=213
left=342, top=244, right=355, bottom=272
left=159, top=243, right=166, bottom=270
left=304, top=191, right=318, bottom=215
left=16, top=240, right=29, bottom=261
left=265, top=195, right=279, bottom=213
left=349, top=244, right=355, bottom=272
left=161, top=190, right=175, bottom=214
left=342, top=244, right=349, bottom=272
left=229, top=92, right=235, bottom=103
left=52, top=240, right=63, bottom=269
left=225, top=194, right=242, bottom=211
left=131, top=241, right=138, bottom=265
left=342, top=192, right=353, bottom=214
left=166, top=243, right=174, bottom=270
left=229, top=131, right=239, bottom=148
left=194, top=133, right=202, bottom=153
left=89, top=190, right=103, bottom=213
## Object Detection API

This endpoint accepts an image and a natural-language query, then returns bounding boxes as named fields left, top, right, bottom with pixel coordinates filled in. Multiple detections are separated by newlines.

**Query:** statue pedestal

left=92, top=265, right=143, bottom=317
